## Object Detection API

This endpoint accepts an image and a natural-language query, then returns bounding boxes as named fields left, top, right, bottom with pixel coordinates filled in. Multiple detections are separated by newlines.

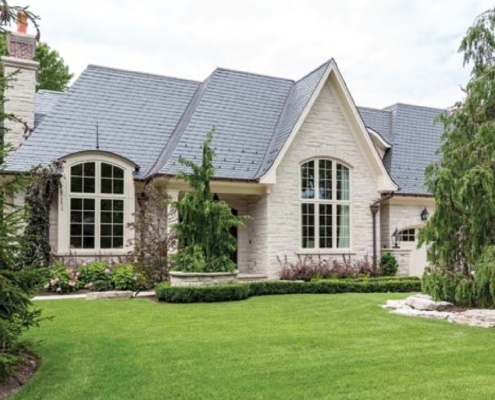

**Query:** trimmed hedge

left=155, top=283, right=250, bottom=303
left=155, top=278, right=421, bottom=303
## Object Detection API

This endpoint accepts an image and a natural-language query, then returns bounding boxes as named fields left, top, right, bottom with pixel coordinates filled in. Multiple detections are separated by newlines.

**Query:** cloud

left=28, top=0, right=494, bottom=108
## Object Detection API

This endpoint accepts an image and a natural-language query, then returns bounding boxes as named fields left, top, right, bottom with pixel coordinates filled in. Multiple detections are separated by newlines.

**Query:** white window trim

left=299, top=158, right=353, bottom=253
left=57, top=153, right=136, bottom=256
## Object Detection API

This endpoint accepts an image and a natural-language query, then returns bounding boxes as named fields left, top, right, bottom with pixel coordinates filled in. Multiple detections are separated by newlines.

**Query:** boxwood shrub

left=155, top=283, right=250, bottom=303
left=155, top=278, right=421, bottom=303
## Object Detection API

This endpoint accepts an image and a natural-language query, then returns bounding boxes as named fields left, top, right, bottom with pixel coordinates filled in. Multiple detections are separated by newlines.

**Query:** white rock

left=86, top=291, right=133, bottom=300
left=382, top=300, right=407, bottom=309
left=404, top=295, right=452, bottom=311
left=448, top=310, right=495, bottom=328
left=390, top=308, right=452, bottom=320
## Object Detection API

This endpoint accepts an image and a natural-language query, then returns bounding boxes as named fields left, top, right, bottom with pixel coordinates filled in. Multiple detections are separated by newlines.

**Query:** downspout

left=370, top=193, right=395, bottom=272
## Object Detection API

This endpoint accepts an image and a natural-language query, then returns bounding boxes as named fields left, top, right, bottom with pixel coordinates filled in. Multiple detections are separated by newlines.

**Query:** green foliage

left=130, top=181, right=176, bottom=284
left=76, top=261, right=111, bottom=291
left=172, top=128, right=246, bottom=273
left=33, top=42, right=73, bottom=91
left=42, top=261, right=78, bottom=293
left=156, top=278, right=421, bottom=303
left=378, top=253, right=398, bottom=276
left=419, top=8, right=495, bottom=273
left=155, top=283, right=250, bottom=303
left=110, top=264, right=147, bottom=291
left=22, top=161, right=63, bottom=269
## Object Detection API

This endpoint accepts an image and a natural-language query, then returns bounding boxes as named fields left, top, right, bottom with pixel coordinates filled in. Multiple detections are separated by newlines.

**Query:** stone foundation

left=169, top=271, right=239, bottom=287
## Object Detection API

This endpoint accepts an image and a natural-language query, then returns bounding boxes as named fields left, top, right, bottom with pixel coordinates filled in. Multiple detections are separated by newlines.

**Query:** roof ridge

left=384, top=102, right=446, bottom=112
left=87, top=64, right=201, bottom=84
left=295, top=59, right=332, bottom=83
left=145, top=75, right=212, bottom=178
left=214, top=66, right=294, bottom=82
left=357, top=105, right=392, bottom=113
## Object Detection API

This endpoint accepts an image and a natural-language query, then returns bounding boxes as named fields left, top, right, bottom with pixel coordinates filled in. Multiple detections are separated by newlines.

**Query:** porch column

left=167, top=189, right=180, bottom=254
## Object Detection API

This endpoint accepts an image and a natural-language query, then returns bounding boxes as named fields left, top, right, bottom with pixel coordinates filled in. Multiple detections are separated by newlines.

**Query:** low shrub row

left=155, top=278, right=421, bottom=303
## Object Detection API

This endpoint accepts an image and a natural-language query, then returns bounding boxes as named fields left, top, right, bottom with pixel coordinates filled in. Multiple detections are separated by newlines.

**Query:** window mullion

left=315, top=159, right=319, bottom=250
left=332, top=163, right=337, bottom=249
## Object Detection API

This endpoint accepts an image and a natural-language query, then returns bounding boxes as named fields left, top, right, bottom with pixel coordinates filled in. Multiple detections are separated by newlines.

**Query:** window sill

left=296, top=249, right=356, bottom=256
left=56, top=249, right=132, bottom=257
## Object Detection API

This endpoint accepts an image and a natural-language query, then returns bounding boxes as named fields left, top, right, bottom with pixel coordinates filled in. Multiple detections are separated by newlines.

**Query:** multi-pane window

left=69, top=162, right=126, bottom=250
left=399, top=228, right=416, bottom=242
left=300, top=159, right=351, bottom=249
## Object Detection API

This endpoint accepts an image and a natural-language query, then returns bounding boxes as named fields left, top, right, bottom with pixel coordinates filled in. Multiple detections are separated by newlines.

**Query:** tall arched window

left=301, top=159, right=351, bottom=249
left=68, top=160, right=127, bottom=251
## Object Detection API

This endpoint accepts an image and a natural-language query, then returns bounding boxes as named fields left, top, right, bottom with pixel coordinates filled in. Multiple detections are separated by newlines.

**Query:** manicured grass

left=13, top=293, right=495, bottom=400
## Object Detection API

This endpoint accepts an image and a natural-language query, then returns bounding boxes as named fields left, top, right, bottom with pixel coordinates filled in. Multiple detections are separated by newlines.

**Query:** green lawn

left=12, top=293, right=495, bottom=400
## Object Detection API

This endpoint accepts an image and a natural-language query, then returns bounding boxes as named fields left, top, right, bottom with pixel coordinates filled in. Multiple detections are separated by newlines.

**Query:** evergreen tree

left=420, top=7, right=495, bottom=306
left=172, top=128, right=246, bottom=273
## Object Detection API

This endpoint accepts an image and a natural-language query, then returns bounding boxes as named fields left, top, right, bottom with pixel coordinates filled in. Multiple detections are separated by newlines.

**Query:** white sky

left=23, top=0, right=495, bottom=108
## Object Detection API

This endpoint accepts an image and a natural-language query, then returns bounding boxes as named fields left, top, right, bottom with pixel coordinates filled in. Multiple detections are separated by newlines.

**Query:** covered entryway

left=397, top=226, right=427, bottom=277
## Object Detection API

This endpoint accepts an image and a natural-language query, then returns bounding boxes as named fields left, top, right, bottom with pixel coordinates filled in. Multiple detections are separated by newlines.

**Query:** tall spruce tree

left=172, top=129, right=246, bottom=273
left=420, top=8, right=495, bottom=305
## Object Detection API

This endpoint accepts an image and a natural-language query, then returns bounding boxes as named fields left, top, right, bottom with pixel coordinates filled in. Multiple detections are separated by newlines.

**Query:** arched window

left=301, top=159, right=351, bottom=249
left=67, top=160, right=128, bottom=251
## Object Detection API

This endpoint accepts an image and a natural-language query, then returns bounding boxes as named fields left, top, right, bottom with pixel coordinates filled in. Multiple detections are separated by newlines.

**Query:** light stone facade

left=244, top=79, right=381, bottom=278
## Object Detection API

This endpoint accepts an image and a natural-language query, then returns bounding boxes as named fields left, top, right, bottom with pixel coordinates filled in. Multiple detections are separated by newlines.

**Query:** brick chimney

left=2, top=11, right=39, bottom=149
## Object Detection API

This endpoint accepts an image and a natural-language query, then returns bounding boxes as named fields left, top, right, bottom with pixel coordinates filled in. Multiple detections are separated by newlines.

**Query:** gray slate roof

left=359, top=103, right=444, bottom=195
left=8, top=61, right=445, bottom=195
left=34, top=90, right=65, bottom=128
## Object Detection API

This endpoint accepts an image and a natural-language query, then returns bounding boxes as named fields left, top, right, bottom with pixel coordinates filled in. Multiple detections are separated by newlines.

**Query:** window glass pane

left=101, top=199, right=112, bottom=211
left=113, top=179, right=124, bottom=194
left=83, top=178, right=95, bottom=193
left=71, top=164, right=83, bottom=176
left=101, top=178, right=113, bottom=194
left=114, top=167, right=124, bottom=179
left=337, top=164, right=350, bottom=201
left=102, top=163, right=113, bottom=178
left=301, top=203, right=315, bottom=248
left=319, top=204, right=333, bottom=248
left=84, top=163, right=95, bottom=177
left=70, top=224, right=81, bottom=236
left=114, top=224, right=123, bottom=236
left=101, top=225, right=112, bottom=236
left=83, top=236, right=95, bottom=249
left=101, top=212, right=112, bottom=224
left=71, top=198, right=82, bottom=210
left=301, top=161, right=315, bottom=199
left=114, top=200, right=124, bottom=211
left=399, top=228, right=416, bottom=242
left=71, top=177, right=83, bottom=193
left=113, top=237, right=124, bottom=248
left=319, top=160, right=332, bottom=200
left=70, top=237, right=82, bottom=248
left=70, top=211, right=82, bottom=223
left=84, top=199, right=95, bottom=210
left=101, top=237, right=112, bottom=249
left=337, top=205, right=350, bottom=248
left=114, top=212, right=123, bottom=224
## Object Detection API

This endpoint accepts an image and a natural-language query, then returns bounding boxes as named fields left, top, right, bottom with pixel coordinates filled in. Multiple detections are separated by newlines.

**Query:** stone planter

left=169, top=271, right=239, bottom=287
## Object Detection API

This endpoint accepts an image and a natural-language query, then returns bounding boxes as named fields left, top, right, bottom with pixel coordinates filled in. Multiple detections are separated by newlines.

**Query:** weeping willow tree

left=420, top=7, right=495, bottom=306
left=172, top=128, right=246, bottom=273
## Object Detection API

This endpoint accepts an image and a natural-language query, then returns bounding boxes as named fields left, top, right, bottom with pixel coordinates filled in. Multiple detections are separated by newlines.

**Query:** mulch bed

left=443, top=304, right=469, bottom=313
left=0, top=353, right=40, bottom=400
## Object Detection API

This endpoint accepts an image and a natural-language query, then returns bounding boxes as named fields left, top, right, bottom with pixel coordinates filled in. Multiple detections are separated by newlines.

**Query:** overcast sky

left=24, top=0, right=495, bottom=109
